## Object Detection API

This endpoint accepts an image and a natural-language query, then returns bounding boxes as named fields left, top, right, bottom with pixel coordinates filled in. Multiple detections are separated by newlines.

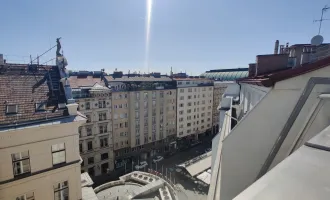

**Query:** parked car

left=153, top=156, right=164, bottom=163
left=135, top=161, right=148, bottom=170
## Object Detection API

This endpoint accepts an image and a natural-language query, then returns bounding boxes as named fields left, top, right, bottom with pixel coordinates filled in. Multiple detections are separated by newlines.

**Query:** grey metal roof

left=233, top=124, right=330, bottom=200
left=105, top=75, right=173, bottom=82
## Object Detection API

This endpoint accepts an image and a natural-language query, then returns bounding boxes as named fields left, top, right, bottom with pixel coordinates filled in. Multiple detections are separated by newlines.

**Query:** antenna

left=313, top=5, right=330, bottom=34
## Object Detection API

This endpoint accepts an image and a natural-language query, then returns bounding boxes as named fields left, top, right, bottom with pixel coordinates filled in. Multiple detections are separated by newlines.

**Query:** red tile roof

left=0, top=64, right=66, bottom=126
left=237, top=56, right=330, bottom=87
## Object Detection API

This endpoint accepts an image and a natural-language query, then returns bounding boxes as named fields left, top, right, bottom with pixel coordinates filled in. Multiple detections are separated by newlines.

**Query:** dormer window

left=6, top=105, right=18, bottom=114
left=35, top=103, right=46, bottom=112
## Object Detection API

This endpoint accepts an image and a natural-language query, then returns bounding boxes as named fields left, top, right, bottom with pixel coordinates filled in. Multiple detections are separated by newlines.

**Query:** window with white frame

left=16, top=191, right=34, bottom=200
left=144, top=92, right=148, bottom=99
left=152, top=91, right=156, bottom=99
left=136, top=92, right=140, bottom=99
left=12, top=151, right=30, bottom=176
left=100, top=137, right=108, bottom=148
left=99, top=123, right=108, bottom=133
left=85, top=102, right=90, bottom=110
left=179, top=89, right=184, bottom=93
left=99, top=112, right=107, bottom=121
left=54, top=181, right=69, bottom=200
left=52, top=143, right=66, bottom=165
left=99, top=100, right=106, bottom=108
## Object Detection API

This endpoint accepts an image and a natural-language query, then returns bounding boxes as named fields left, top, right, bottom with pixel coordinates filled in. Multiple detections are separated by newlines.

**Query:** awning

left=197, top=171, right=211, bottom=185
left=185, top=156, right=212, bottom=177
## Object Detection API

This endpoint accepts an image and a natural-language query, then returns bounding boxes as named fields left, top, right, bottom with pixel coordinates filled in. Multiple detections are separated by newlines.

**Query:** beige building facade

left=104, top=74, right=177, bottom=165
left=70, top=76, right=115, bottom=177
left=0, top=63, right=85, bottom=200
left=212, top=82, right=229, bottom=133
left=175, top=78, right=214, bottom=140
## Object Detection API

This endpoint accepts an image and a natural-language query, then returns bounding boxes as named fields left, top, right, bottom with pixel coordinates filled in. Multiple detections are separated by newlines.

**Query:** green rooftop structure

left=201, top=68, right=248, bottom=81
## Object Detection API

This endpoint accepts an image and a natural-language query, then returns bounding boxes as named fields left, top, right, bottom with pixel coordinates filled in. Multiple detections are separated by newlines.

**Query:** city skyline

left=1, top=0, right=330, bottom=75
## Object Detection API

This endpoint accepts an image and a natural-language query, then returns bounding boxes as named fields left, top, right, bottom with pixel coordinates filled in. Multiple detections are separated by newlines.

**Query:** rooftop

left=104, top=75, right=173, bottom=82
left=237, top=55, right=330, bottom=87
left=201, top=68, right=248, bottom=81
left=68, top=76, right=105, bottom=88
left=0, top=63, right=67, bottom=127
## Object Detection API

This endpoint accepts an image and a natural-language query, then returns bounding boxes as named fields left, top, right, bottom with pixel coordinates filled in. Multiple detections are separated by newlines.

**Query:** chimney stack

left=274, top=40, right=279, bottom=54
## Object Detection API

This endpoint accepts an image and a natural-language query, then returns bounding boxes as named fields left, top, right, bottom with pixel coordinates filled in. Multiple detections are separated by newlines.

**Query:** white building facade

left=175, top=79, right=214, bottom=141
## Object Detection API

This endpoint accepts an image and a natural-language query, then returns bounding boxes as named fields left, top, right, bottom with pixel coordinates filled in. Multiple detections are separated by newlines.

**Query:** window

left=144, top=110, right=148, bottom=117
left=187, top=123, right=191, bottom=127
left=187, top=109, right=191, bottom=113
left=180, top=96, right=184, bottom=100
left=125, top=122, right=128, bottom=127
left=187, top=102, right=192, bottom=106
left=86, top=126, right=92, bottom=136
left=152, top=100, right=156, bottom=106
left=99, top=100, right=106, bottom=108
left=86, top=102, right=90, bottom=110
left=136, top=138, right=140, bottom=145
left=135, top=111, right=139, bottom=119
left=187, top=129, right=191, bottom=133
left=144, top=92, right=148, bottom=99
left=87, top=141, right=93, bottom=151
left=144, top=101, right=148, bottom=109
left=179, top=117, right=183, bottom=122
left=54, top=181, right=69, bottom=200
left=79, top=143, right=83, bottom=153
left=152, top=91, right=156, bottom=99
left=101, top=153, right=108, bottom=160
left=86, top=114, right=91, bottom=123
left=209, top=87, right=212, bottom=91
left=135, top=102, right=139, bottom=109
left=179, top=124, right=183, bottom=128
left=114, top=113, right=118, bottom=119
left=179, top=111, right=184, bottom=115
left=187, top=116, right=191, bottom=120
left=52, top=143, right=66, bottom=165
left=179, top=103, right=184, bottom=107
left=188, top=88, right=192, bottom=92
left=35, top=102, right=46, bottom=112
left=114, top=105, right=118, bottom=109
left=160, top=92, right=164, bottom=98
left=179, top=131, right=183, bottom=135
left=78, top=127, right=82, bottom=137
left=88, top=157, right=94, bottom=164
left=100, top=138, right=108, bottom=148
left=119, top=94, right=122, bottom=99
left=12, top=151, right=30, bottom=176
left=99, top=112, right=107, bottom=121
left=119, top=104, right=123, bottom=108
left=16, top=191, right=34, bottom=200
left=99, top=123, right=108, bottom=133
left=124, top=94, right=128, bottom=98
left=188, top=96, right=192, bottom=99
left=136, top=92, right=140, bottom=99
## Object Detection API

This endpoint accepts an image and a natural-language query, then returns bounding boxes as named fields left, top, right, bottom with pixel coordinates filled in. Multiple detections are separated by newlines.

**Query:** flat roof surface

left=234, top=125, right=330, bottom=200
left=197, top=171, right=211, bottom=185
left=185, top=155, right=212, bottom=177
left=82, top=187, right=99, bottom=200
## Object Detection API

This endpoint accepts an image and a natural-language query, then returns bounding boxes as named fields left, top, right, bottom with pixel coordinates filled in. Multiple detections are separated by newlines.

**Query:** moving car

left=135, top=161, right=148, bottom=170
left=153, top=156, right=164, bottom=163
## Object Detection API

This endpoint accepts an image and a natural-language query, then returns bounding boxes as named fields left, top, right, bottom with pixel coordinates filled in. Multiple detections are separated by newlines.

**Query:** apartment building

left=0, top=63, right=85, bottom=200
left=69, top=74, right=115, bottom=177
left=104, top=72, right=177, bottom=166
left=212, top=82, right=229, bottom=133
left=175, top=78, right=214, bottom=141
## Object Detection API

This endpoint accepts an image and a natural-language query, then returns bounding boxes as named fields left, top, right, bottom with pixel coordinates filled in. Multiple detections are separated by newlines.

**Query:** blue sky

left=1, top=0, right=330, bottom=75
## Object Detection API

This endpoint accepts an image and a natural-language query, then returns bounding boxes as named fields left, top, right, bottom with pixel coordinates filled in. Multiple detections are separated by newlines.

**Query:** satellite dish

left=311, top=35, right=324, bottom=46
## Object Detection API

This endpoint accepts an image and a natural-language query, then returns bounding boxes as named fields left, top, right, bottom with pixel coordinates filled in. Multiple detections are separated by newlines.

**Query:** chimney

left=274, top=40, right=279, bottom=54
left=248, top=63, right=256, bottom=77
